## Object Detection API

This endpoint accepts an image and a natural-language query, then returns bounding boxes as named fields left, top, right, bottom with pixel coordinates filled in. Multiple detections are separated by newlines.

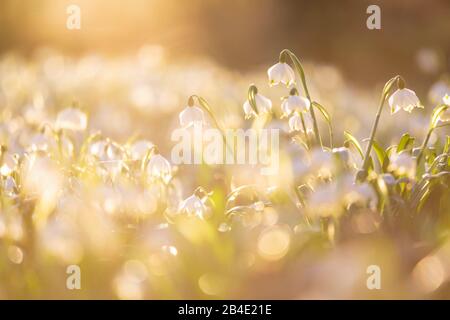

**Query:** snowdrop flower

left=281, top=88, right=310, bottom=117
left=243, top=91, right=272, bottom=119
left=388, top=80, right=422, bottom=114
left=268, top=62, right=295, bottom=87
left=147, top=154, right=172, bottom=184
left=179, top=97, right=207, bottom=127
left=55, top=108, right=87, bottom=131
left=178, top=194, right=208, bottom=219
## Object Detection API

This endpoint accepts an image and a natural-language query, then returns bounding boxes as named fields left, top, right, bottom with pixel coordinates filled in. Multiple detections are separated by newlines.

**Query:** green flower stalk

left=278, top=49, right=321, bottom=146
left=416, top=103, right=450, bottom=165
left=358, top=75, right=402, bottom=181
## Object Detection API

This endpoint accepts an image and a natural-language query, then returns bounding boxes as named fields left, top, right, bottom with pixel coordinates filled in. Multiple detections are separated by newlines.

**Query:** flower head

left=178, top=194, right=208, bottom=219
left=443, top=94, right=450, bottom=106
left=55, top=108, right=87, bottom=131
left=268, top=62, right=295, bottom=87
left=243, top=93, right=272, bottom=119
left=147, top=154, right=172, bottom=184
left=281, top=88, right=310, bottom=117
left=388, top=82, right=422, bottom=114
left=179, top=99, right=207, bottom=128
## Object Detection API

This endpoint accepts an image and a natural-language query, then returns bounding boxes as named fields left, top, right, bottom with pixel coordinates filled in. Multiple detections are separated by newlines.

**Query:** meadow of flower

left=0, top=46, right=449, bottom=299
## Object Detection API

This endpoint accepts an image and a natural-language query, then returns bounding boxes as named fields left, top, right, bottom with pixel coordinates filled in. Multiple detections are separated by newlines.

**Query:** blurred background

left=0, top=0, right=449, bottom=88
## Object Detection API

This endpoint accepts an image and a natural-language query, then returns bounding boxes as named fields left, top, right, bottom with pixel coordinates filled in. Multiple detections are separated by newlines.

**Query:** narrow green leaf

left=397, top=133, right=414, bottom=152
left=344, top=131, right=364, bottom=158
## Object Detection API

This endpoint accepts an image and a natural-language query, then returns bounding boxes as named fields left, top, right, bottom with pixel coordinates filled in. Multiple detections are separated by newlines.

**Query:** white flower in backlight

left=388, top=88, right=422, bottom=114
left=147, top=154, right=172, bottom=184
left=129, top=140, right=154, bottom=160
left=179, top=105, right=206, bottom=128
left=268, top=62, right=295, bottom=87
left=281, top=93, right=310, bottom=117
left=178, top=194, right=208, bottom=219
left=288, top=112, right=303, bottom=132
left=243, top=93, right=272, bottom=119
left=389, top=152, right=416, bottom=177
left=55, top=108, right=87, bottom=131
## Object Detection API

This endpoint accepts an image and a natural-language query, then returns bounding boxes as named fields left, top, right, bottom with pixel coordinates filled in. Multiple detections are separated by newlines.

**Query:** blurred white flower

left=389, top=152, right=416, bottom=177
left=428, top=81, right=449, bottom=104
left=178, top=194, right=208, bottom=219
left=388, top=88, right=422, bottom=114
left=179, top=105, right=206, bottom=127
left=268, top=62, right=295, bottom=86
left=243, top=93, right=272, bottom=119
left=288, top=112, right=303, bottom=132
left=55, top=108, right=87, bottom=131
left=147, top=154, right=172, bottom=184
left=129, top=140, right=154, bottom=160
left=380, top=173, right=396, bottom=185
left=281, top=93, right=310, bottom=117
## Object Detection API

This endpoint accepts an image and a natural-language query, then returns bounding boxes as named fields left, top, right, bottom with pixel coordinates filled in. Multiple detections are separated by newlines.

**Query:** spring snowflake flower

left=0, top=152, right=17, bottom=176
left=179, top=105, right=207, bottom=128
left=178, top=194, right=208, bottom=219
left=439, top=95, right=450, bottom=122
left=388, top=88, right=422, bottom=114
left=147, top=154, right=172, bottom=184
left=268, top=62, right=295, bottom=87
left=281, top=89, right=310, bottom=117
left=55, top=108, right=87, bottom=131
left=243, top=93, right=272, bottom=119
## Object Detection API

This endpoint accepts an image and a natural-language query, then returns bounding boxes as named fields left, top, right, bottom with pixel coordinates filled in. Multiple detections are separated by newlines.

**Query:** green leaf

left=344, top=131, right=364, bottom=158
left=312, top=101, right=331, bottom=124
left=372, top=140, right=389, bottom=171
left=247, top=85, right=259, bottom=115
left=397, top=133, right=414, bottom=152
left=431, top=104, right=448, bottom=128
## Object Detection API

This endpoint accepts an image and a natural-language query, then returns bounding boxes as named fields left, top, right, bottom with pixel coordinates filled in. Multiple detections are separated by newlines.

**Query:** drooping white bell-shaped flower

left=268, top=62, right=295, bottom=87
left=179, top=105, right=207, bottom=128
left=388, top=88, right=422, bottom=114
left=55, top=108, right=87, bottom=131
left=147, top=154, right=172, bottom=184
left=243, top=93, right=272, bottom=119
left=281, top=89, right=310, bottom=117
left=178, top=194, right=208, bottom=219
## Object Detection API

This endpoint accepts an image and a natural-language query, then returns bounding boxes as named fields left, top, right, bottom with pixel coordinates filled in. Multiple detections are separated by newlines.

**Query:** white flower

left=428, top=81, right=449, bottom=104
left=268, top=62, right=295, bottom=86
left=243, top=93, right=272, bottom=119
left=147, top=154, right=172, bottom=184
left=288, top=112, right=303, bottom=132
left=178, top=194, right=207, bottom=219
left=179, top=105, right=207, bottom=128
left=129, top=140, right=154, bottom=160
left=389, top=152, right=416, bottom=177
left=55, top=108, right=87, bottom=131
left=388, top=88, right=422, bottom=114
left=281, top=95, right=310, bottom=117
